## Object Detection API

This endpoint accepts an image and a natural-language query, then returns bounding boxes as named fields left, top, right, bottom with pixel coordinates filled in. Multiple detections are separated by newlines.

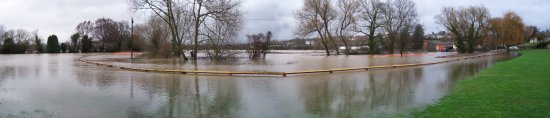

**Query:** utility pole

left=130, top=18, right=134, bottom=59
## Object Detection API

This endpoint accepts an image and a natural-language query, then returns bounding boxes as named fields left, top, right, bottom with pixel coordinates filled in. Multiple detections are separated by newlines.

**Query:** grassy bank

left=415, top=49, right=550, bottom=117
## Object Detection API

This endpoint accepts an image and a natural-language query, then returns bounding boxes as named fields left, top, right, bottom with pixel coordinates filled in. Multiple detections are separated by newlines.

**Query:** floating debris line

left=79, top=52, right=507, bottom=77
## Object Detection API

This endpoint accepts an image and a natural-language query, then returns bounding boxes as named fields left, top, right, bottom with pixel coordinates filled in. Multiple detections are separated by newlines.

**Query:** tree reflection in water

left=0, top=53, right=514, bottom=117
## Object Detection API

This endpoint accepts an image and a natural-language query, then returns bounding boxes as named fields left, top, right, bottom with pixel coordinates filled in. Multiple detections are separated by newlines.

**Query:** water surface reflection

left=0, top=53, right=514, bottom=118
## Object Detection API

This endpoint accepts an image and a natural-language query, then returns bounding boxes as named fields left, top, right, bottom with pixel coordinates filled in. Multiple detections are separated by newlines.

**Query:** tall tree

left=488, top=12, right=529, bottom=52
left=435, top=6, right=490, bottom=53
left=357, top=0, right=385, bottom=54
left=335, top=0, right=360, bottom=55
left=411, top=24, right=424, bottom=50
left=381, top=0, right=418, bottom=54
left=70, top=33, right=80, bottom=53
left=46, top=35, right=60, bottom=53
left=296, top=0, right=337, bottom=56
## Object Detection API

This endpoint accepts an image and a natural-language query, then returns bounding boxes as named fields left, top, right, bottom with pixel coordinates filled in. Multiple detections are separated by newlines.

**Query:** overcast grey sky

left=0, top=0, right=549, bottom=42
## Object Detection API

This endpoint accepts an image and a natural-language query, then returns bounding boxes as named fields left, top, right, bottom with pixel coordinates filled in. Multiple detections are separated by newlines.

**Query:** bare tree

left=335, top=0, right=360, bottom=55
left=76, top=21, right=95, bottom=37
left=381, top=0, right=417, bottom=54
left=296, top=0, right=337, bottom=56
left=436, top=6, right=490, bottom=53
left=356, top=0, right=385, bottom=54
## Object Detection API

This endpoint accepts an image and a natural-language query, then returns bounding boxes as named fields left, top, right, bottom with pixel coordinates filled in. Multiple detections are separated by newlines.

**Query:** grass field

left=415, top=49, right=550, bottom=117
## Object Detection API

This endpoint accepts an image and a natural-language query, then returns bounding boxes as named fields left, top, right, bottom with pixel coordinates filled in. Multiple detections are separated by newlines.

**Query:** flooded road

left=0, top=52, right=514, bottom=118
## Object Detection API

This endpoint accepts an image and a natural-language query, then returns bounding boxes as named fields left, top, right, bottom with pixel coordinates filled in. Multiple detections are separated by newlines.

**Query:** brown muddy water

left=0, top=51, right=515, bottom=118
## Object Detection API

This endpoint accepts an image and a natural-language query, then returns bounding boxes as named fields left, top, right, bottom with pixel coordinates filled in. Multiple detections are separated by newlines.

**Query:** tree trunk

left=368, top=30, right=377, bottom=55
left=339, top=36, right=350, bottom=55
left=192, top=1, right=203, bottom=60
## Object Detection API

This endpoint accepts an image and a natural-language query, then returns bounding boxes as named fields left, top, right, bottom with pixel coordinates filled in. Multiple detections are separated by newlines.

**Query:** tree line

left=296, top=0, right=539, bottom=55
left=0, top=26, right=67, bottom=54
left=1, top=0, right=541, bottom=56
left=296, top=0, right=420, bottom=55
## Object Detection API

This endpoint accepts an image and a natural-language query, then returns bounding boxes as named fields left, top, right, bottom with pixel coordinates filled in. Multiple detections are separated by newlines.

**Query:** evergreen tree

left=46, top=35, right=60, bottom=53
left=412, top=24, right=425, bottom=50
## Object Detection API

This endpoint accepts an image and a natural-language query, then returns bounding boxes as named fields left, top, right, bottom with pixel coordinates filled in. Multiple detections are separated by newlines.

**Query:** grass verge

left=415, top=49, right=550, bottom=117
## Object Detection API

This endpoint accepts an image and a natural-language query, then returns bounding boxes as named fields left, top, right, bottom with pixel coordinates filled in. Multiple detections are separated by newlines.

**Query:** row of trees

left=72, top=18, right=132, bottom=53
left=0, top=25, right=75, bottom=54
left=0, top=26, right=39, bottom=54
left=436, top=6, right=535, bottom=53
left=297, top=0, right=537, bottom=55
left=296, top=0, right=420, bottom=55
left=2, top=18, right=131, bottom=54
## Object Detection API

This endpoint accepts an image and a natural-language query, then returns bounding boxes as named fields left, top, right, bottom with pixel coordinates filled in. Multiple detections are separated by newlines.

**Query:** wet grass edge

left=414, top=49, right=550, bottom=118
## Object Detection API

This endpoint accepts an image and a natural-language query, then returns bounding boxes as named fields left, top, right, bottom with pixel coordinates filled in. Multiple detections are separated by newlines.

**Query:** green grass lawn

left=415, top=49, right=550, bottom=118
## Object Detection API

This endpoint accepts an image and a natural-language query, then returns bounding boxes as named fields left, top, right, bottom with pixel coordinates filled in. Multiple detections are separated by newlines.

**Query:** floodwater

left=0, top=51, right=515, bottom=118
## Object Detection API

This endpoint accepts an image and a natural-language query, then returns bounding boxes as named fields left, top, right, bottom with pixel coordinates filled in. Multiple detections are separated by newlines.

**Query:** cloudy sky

left=1, top=0, right=549, bottom=42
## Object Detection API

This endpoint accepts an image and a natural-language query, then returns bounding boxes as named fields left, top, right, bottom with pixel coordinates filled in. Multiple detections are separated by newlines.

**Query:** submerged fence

left=79, top=52, right=507, bottom=77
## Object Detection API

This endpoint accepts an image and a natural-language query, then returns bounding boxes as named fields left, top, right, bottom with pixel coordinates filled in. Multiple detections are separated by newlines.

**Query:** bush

left=246, top=31, right=272, bottom=59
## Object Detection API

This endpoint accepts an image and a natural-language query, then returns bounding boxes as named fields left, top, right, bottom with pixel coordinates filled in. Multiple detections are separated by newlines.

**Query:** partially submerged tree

left=246, top=31, right=273, bottom=59
left=130, top=0, right=243, bottom=60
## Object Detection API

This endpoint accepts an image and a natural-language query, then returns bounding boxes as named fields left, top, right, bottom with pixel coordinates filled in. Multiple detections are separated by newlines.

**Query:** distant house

left=542, top=32, right=550, bottom=42
left=423, top=40, right=454, bottom=52
left=530, top=37, right=538, bottom=43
